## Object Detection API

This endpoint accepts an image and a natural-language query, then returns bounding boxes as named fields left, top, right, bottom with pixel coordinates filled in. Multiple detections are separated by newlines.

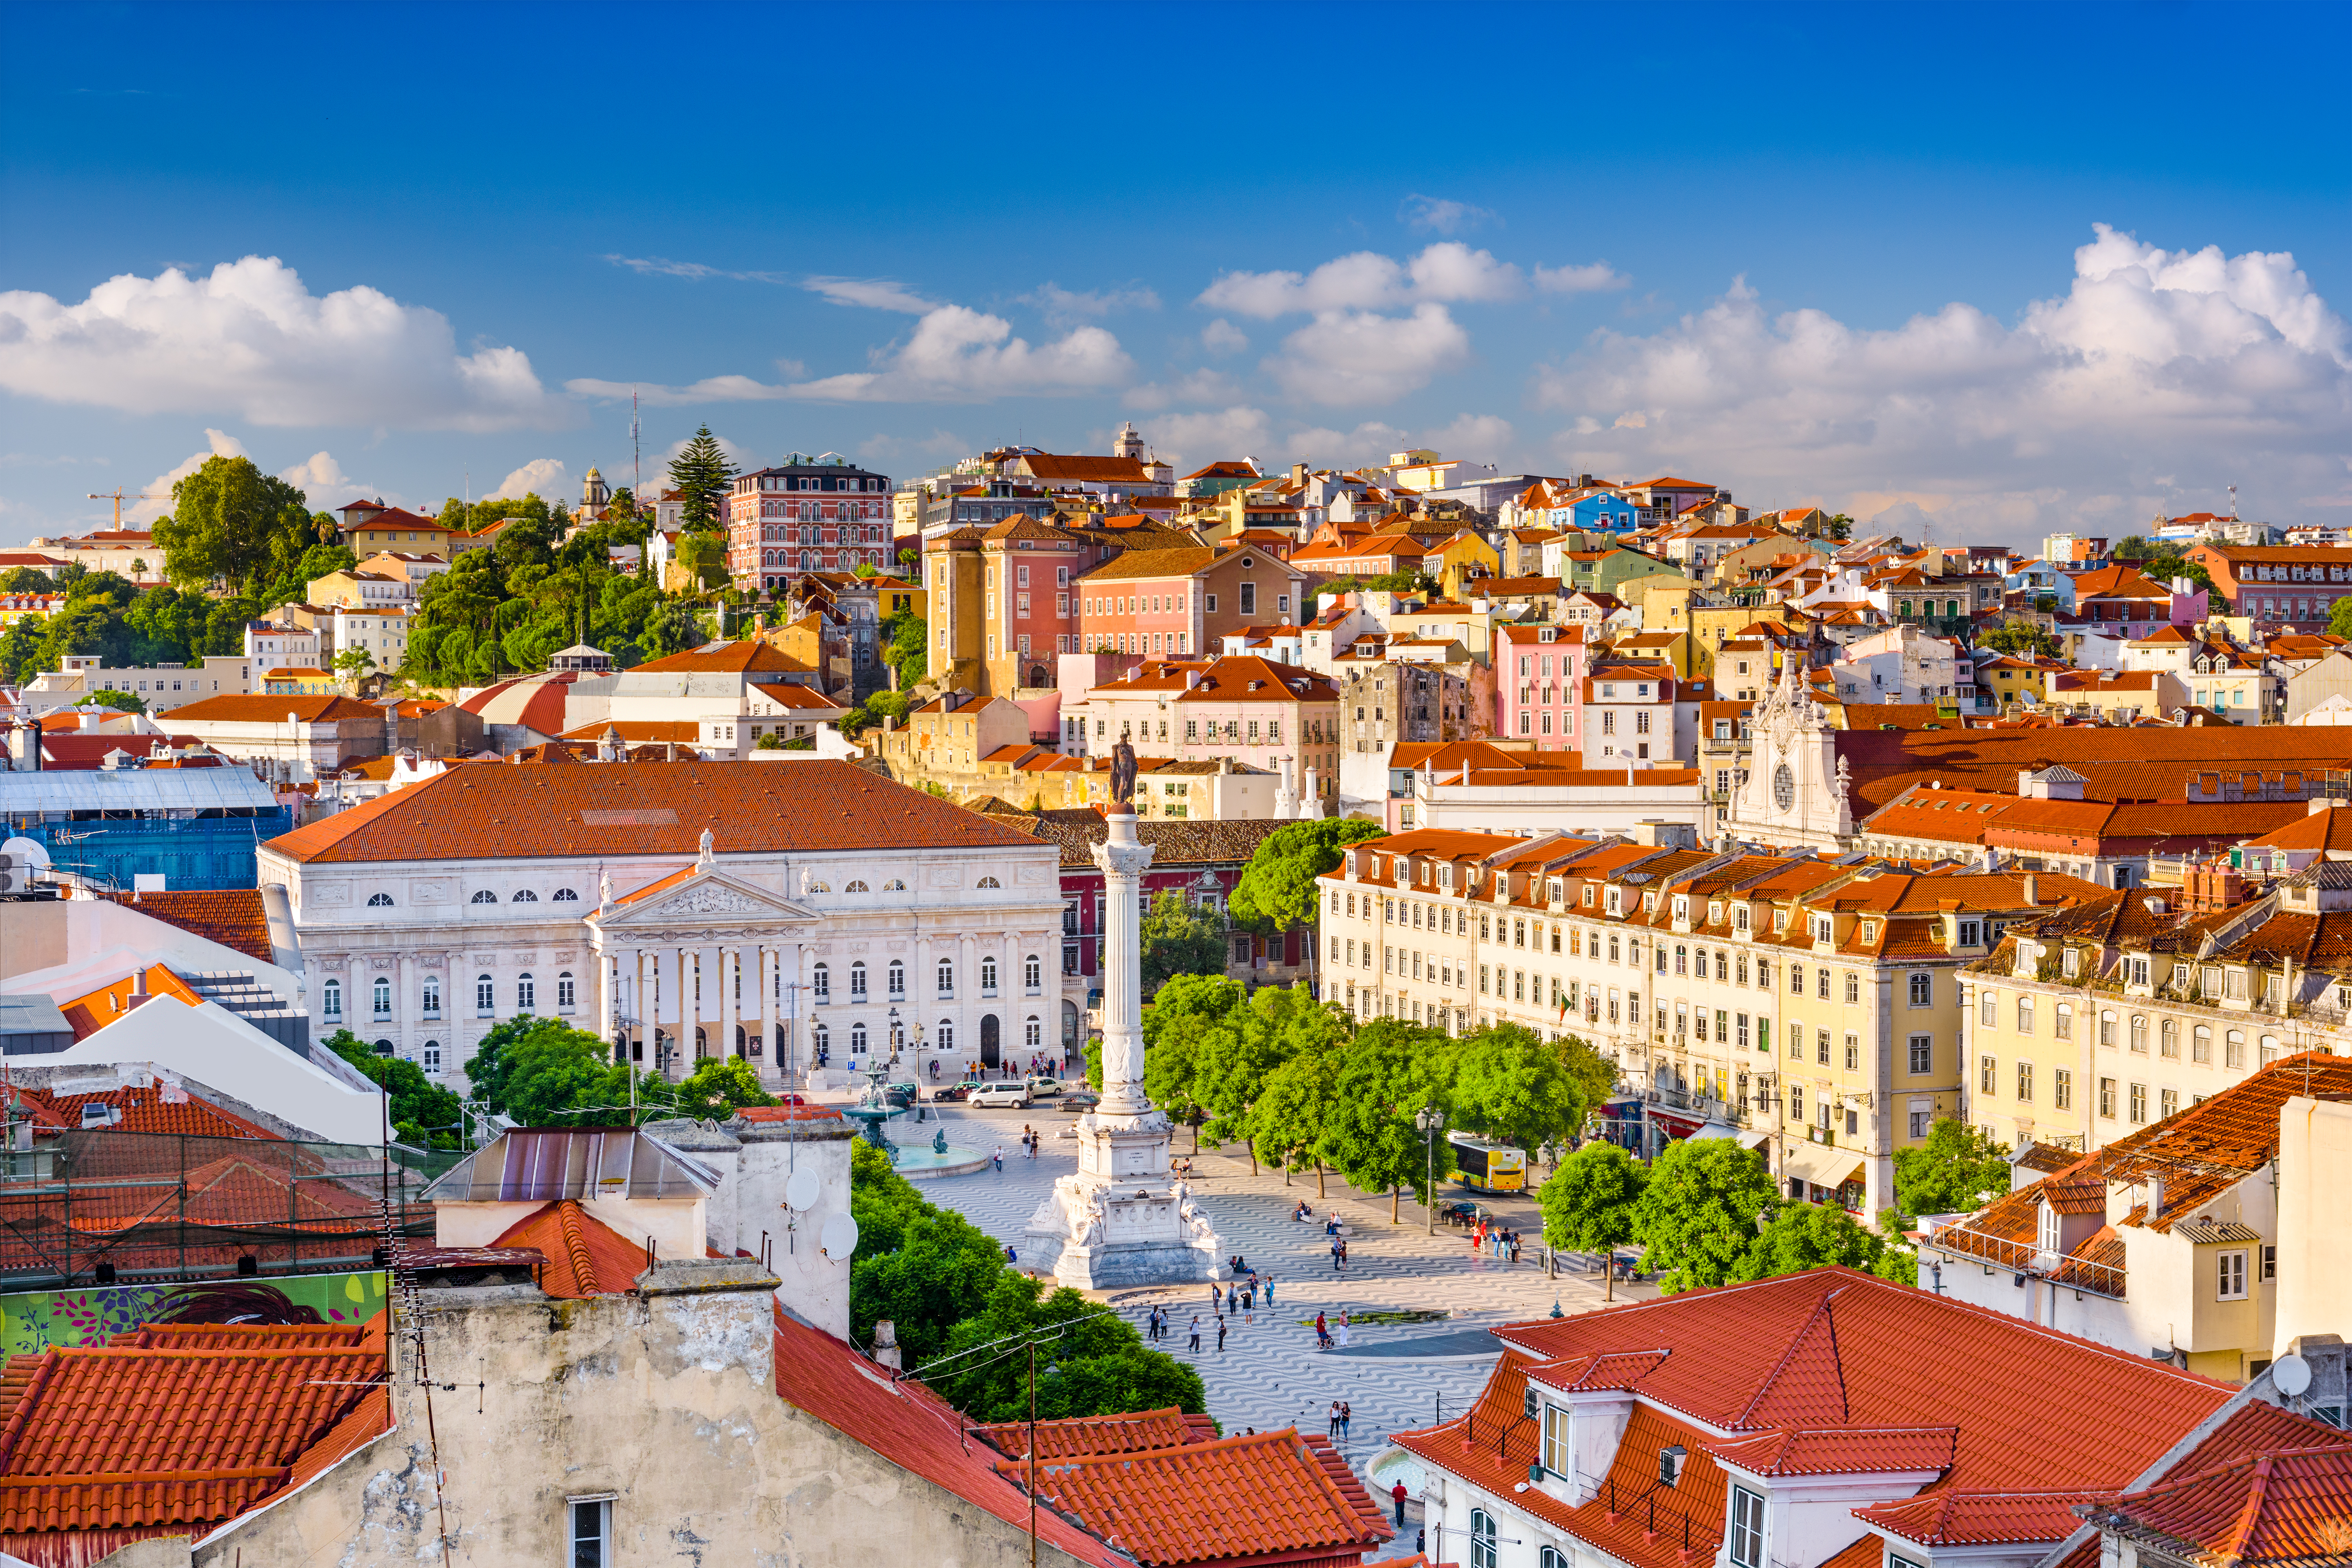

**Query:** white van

left=969, top=1081, right=1032, bottom=1109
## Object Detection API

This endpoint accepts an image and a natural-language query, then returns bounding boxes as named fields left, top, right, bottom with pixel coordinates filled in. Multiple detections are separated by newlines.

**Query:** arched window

left=2099, top=1009, right=2117, bottom=1047
left=977, top=875, right=1002, bottom=889
left=511, top=889, right=539, bottom=903
left=883, top=878, right=905, bottom=891
left=367, top=892, right=394, bottom=907
left=422, top=1041, right=441, bottom=1074
left=2129, top=1014, right=2148, bottom=1053
left=552, top=888, right=580, bottom=903
left=374, top=1038, right=394, bottom=1057
left=938, top=960, right=954, bottom=997
left=321, top=978, right=343, bottom=1020
left=845, top=880, right=869, bottom=893
left=1025, top=1016, right=1042, bottom=1049
left=849, top=962, right=867, bottom=1000
left=476, top=974, right=495, bottom=1015
left=1470, top=1510, right=1497, bottom=1568
left=421, top=976, right=441, bottom=1017
left=2192, top=1024, right=2211, bottom=1063
left=1542, top=1551, right=1570, bottom=1568
left=812, top=963, right=830, bottom=1002
left=937, top=1021, right=954, bottom=1051
left=1025, top=954, right=1042, bottom=993
left=2160, top=1018, right=2180, bottom=1058
left=981, top=957, right=998, bottom=995
left=557, top=973, right=576, bottom=1012
left=851, top=1022, right=867, bottom=1054
left=887, top=960, right=906, bottom=1000
left=470, top=889, right=497, bottom=905
left=809, top=881, right=832, bottom=893
left=372, top=977, right=391, bottom=1018
left=517, top=973, right=536, bottom=1012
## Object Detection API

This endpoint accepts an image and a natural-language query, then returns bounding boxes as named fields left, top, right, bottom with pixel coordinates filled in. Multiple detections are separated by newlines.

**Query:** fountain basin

left=893, top=1143, right=992, bottom=1180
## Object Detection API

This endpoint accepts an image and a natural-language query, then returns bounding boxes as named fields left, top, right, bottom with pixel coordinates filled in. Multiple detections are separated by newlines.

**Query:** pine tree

left=668, top=426, right=736, bottom=532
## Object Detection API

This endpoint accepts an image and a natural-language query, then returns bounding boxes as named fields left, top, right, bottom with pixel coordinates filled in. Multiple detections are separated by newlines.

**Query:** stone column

left=720, top=943, right=739, bottom=1058
left=682, top=944, right=704, bottom=1063
left=597, top=945, right=621, bottom=1056
left=390, top=952, right=407, bottom=1056
left=1093, top=808, right=1156, bottom=1115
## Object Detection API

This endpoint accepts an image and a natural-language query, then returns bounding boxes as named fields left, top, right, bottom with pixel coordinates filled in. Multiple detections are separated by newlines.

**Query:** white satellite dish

left=2273, top=1352, right=2313, bottom=1396
left=784, top=1169, right=821, bottom=1212
left=818, top=1212, right=859, bottom=1260
left=2, top=837, right=51, bottom=871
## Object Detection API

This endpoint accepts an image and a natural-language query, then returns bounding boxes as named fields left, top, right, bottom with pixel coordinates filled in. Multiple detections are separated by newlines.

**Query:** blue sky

left=4, top=0, right=2347, bottom=550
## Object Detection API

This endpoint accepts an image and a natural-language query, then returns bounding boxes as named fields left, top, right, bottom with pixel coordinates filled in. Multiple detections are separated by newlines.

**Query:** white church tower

left=1725, top=660, right=1855, bottom=851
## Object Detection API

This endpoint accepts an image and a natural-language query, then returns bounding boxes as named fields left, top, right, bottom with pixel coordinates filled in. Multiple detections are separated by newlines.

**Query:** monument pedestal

left=1022, top=805, right=1222, bottom=1287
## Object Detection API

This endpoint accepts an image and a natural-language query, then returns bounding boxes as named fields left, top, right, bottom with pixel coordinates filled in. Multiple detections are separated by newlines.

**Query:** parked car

left=929, top=1082, right=974, bottom=1102
left=969, top=1081, right=1031, bottom=1109
left=1059, top=1092, right=1101, bottom=1114
left=1025, top=1076, right=1070, bottom=1097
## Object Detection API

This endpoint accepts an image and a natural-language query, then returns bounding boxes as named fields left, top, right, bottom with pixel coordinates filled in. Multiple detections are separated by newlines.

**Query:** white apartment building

left=18, top=655, right=254, bottom=714
left=245, top=620, right=322, bottom=669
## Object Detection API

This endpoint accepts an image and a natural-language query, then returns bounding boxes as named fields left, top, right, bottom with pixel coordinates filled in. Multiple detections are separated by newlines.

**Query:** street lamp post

left=1414, top=1106, right=1446, bottom=1235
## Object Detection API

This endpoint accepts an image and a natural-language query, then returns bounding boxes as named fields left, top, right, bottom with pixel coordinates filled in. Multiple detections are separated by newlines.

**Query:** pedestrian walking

left=991, top=1145, right=1003, bottom=1171
left=1330, top=1237, right=1343, bottom=1272
left=1264, top=1274, right=1276, bottom=1307
left=1327, top=1401, right=1341, bottom=1438
left=1314, top=1310, right=1329, bottom=1348
left=1338, top=1239, right=1348, bottom=1270
left=1391, top=1481, right=1408, bottom=1527
left=1340, top=1401, right=1352, bottom=1441
left=1216, top=1316, right=1227, bottom=1353
left=1188, top=1316, right=1201, bottom=1353
left=1211, top=1282, right=1223, bottom=1314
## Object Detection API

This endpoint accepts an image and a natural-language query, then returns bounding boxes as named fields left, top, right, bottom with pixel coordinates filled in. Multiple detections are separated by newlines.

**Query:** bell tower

left=581, top=466, right=611, bottom=520
left=1112, top=421, right=1146, bottom=463
left=1728, top=659, right=1852, bottom=850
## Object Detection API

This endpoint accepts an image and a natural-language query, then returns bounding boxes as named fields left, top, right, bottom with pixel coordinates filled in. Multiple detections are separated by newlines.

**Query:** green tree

left=1537, top=1143, right=1646, bottom=1299
left=639, top=599, right=705, bottom=660
left=1140, top=892, right=1225, bottom=992
left=331, top=648, right=376, bottom=683
left=2328, top=597, right=2352, bottom=641
left=1321, top=1019, right=1450, bottom=1222
left=1442, top=1023, right=1612, bottom=1158
left=882, top=609, right=927, bottom=690
left=153, top=455, right=314, bottom=592
left=925, top=1273, right=1205, bottom=1423
left=1250, top=1047, right=1338, bottom=1196
left=670, top=1056, right=777, bottom=1117
left=1731, top=1201, right=1890, bottom=1284
left=1892, top=1118, right=2011, bottom=1217
left=1227, top=819, right=1386, bottom=931
left=82, top=688, right=145, bottom=713
left=849, top=1140, right=1015, bottom=1364
left=667, top=425, right=737, bottom=532
left=1140, top=973, right=1241, bottom=1152
left=324, top=1029, right=466, bottom=1147
left=1632, top=1136, right=1776, bottom=1293
left=1195, top=985, right=1349, bottom=1174
left=462, top=1016, right=629, bottom=1126
left=1980, top=619, right=2062, bottom=659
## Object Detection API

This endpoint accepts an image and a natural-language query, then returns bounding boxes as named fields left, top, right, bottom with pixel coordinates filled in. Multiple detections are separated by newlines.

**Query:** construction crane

left=84, top=489, right=173, bottom=529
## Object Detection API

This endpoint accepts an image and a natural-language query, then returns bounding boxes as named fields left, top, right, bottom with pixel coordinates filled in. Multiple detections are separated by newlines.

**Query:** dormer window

left=2038, top=1201, right=2061, bottom=1254
left=2130, top=956, right=2150, bottom=987
left=1673, top=896, right=1690, bottom=921
left=1958, top=919, right=1981, bottom=947
left=1735, top=905, right=1751, bottom=933
left=2063, top=947, right=2080, bottom=979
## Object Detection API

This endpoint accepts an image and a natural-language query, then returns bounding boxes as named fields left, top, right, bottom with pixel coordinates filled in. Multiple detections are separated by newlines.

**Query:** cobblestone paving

left=897, top=1104, right=1658, bottom=1559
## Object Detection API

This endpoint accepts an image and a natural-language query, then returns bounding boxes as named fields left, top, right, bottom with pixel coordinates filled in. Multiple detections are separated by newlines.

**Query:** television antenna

left=633, top=386, right=642, bottom=505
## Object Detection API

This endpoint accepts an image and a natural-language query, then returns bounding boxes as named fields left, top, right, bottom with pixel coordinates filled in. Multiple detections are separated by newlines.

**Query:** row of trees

left=849, top=1140, right=1204, bottom=1421
left=1103, top=975, right=1616, bottom=1220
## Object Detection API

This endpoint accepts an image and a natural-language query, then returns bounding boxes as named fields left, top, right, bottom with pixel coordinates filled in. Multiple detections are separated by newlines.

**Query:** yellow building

left=261, top=666, right=343, bottom=696
left=1427, top=529, right=1501, bottom=599
left=1978, top=652, right=2064, bottom=710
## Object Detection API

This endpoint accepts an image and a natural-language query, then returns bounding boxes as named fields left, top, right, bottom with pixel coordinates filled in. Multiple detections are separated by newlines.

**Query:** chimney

left=2022, top=873, right=2038, bottom=906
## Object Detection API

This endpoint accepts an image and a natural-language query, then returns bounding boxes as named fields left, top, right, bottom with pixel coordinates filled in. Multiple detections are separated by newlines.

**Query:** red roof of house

left=632, top=641, right=808, bottom=675
left=490, top=1201, right=646, bottom=1298
left=94, top=889, right=274, bottom=964
left=2085, top=1445, right=2352, bottom=1566
left=262, top=759, right=1037, bottom=864
left=995, top=1427, right=1390, bottom=1567
left=974, top=1406, right=1221, bottom=1461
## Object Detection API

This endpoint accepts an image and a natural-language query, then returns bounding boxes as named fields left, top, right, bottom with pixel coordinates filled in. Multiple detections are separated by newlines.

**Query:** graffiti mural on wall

left=0, top=1270, right=388, bottom=1354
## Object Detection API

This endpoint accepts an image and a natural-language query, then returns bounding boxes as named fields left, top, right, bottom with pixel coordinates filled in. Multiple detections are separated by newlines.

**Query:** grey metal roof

left=422, top=1127, right=722, bottom=1203
left=0, top=766, right=278, bottom=815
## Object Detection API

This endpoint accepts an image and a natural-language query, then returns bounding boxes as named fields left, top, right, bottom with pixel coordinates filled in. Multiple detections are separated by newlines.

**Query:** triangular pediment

left=589, top=867, right=815, bottom=928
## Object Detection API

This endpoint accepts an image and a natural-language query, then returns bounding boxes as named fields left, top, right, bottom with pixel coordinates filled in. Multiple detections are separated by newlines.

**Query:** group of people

left=1324, top=1399, right=1354, bottom=1441
left=1016, top=1124, right=1042, bottom=1159
left=1468, top=1216, right=1523, bottom=1263
left=1312, top=1310, right=1351, bottom=1350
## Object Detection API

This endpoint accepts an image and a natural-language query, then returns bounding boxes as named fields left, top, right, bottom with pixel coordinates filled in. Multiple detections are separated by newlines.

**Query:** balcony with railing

left=1927, top=1222, right=2126, bottom=1299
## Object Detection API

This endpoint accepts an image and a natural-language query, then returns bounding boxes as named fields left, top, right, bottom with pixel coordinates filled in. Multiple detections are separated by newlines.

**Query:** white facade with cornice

left=1723, top=666, right=1856, bottom=852
left=256, top=828, right=1071, bottom=1089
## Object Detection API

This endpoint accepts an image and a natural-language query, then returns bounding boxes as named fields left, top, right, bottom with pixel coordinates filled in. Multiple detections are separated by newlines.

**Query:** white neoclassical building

left=256, top=759, right=1071, bottom=1088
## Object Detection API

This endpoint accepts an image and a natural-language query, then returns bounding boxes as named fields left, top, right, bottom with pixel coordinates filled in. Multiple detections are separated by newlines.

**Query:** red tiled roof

left=55, top=967, right=208, bottom=1040
left=163, top=694, right=381, bottom=724
left=631, top=641, right=808, bottom=675
left=491, top=1201, right=646, bottom=1298
left=998, top=1428, right=1390, bottom=1566
left=975, top=1407, right=1221, bottom=1461
left=2085, top=1446, right=2352, bottom=1566
left=769, top=1307, right=1124, bottom=1567
left=262, top=759, right=1038, bottom=864
left=1704, top=1425, right=1957, bottom=1478
left=1857, top=1489, right=2100, bottom=1546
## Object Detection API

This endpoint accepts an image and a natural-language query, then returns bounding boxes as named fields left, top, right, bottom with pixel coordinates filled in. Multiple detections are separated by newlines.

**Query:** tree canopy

left=153, top=456, right=319, bottom=593
left=1441, top=1022, right=1614, bottom=1157
left=462, top=1016, right=670, bottom=1126
left=1139, top=892, right=1225, bottom=991
left=323, top=1030, right=467, bottom=1147
left=1227, top=819, right=1386, bottom=931
left=1892, top=1118, right=2011, bottom=1218
left=668, top=425, right=737, bottom=532
left=1538, top=1142, right=1646, bottom=1269
left=1632, top=1136, right=1777, bottom=1293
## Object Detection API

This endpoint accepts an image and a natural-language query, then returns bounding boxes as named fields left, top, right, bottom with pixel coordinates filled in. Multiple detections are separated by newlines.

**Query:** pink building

left=1073, top=656, right=1341, bottom=794
left=1494, top=622, right=1590, bottom=749
left=726, top=457, right=895, bottom=590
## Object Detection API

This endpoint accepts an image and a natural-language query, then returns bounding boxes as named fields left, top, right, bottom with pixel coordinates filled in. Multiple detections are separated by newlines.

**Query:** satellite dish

left=819, top=1212, right=859, bottom=1260
left=784, top=1170, right=821, bottom=1212
left=2273, top=1352, right=2313, bottom=1396
left=2, top=837, right=51, bottom=871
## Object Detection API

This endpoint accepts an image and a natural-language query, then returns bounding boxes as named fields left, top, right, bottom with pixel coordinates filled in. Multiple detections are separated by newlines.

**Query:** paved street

left=887, top=1101, right=1657, bottom=1556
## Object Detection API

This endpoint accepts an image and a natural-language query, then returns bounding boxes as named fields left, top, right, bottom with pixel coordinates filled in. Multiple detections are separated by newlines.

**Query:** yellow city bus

left=1447, top=1134, right=1527, bottom=1192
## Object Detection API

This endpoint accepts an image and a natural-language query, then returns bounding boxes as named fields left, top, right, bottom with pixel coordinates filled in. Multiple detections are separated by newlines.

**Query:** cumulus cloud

left=1281, top=421, right=1412, bottom=470
left=490, top=458, right=569, bottom=501
left=0, top=256, right=575, bottom=432
left=1267, top=303, right=1472, bottom=406
left=1144, top=408, right=1277, bottom=470
left=1201, top=318, right=1249, bottom=356
left=1534, top=225, right=2352, bottom=543
left=1125, top=368, right=1246, bottom=412
left=1401, top=194, right=1497, bottom=235
left=1024, top=282, right=1161, bottom=328
left=572, top=304, right=1134, bottom=406
left=1535, top=261, right=1630, bottom=294
left=127, top=429, right=246, bottom=521
left=1421, top=413, right=1517, bottom=465
left=1197, top=243, right=1616, bottom=320
left=278, top=450, right=352, bottom=494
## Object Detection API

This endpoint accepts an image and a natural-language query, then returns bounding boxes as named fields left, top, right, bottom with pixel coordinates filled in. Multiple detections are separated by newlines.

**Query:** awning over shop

left=1686, top=1122, right=1769, bottom=1149
left=1780, top=1140, right=1865, bottom=1192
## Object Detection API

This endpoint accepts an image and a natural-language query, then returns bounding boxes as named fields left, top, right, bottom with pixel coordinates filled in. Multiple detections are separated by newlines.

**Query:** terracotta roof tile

left=490, top=1201, right=647, bottom=1298
left=163, top=694, right=381, bottom=724
left=263, top=759, right=1037, bottom=864
left=1704, top=1425, right=1957, bottom=1478
left=2083, top=1445, right=2352, bottom=1566
left=631, top=640, right=808, bottom=675
left=975, top=1407, right=1222, bottom=1460
left=1858, top=1489, right=2101, bottom=1545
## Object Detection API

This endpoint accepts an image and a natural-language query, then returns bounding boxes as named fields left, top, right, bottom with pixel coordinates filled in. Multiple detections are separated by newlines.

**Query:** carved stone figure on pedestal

left=1022, top=803, right=1223, bottom=1285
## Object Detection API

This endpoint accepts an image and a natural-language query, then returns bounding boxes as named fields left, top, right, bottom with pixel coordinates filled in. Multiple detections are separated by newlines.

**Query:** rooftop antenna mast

left=2229, top=483, right=2239, bottom=520
left=633, top=387, right=642, bottom=506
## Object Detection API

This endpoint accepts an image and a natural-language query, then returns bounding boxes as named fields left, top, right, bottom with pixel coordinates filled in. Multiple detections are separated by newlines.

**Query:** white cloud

left=1534, top=225, right=2352, bottom=543
left=278, top=450, right=352, bottom=494
left=0, top=256, right=575, bottom=431
left=1125, top=368, right=1246, bottom=412
left=603, top=254, right=793, bottom=285
left=127, top=429, right=246, bottom=521
left=1401, top=194, right=1497, bottom=235
left=1407, top=243, right=1524, bottom=304
left=1421, top=414, right=1517, bottom=466
left=804, top=277, right=934, bottom=314
left=1145, top=408, right=1276, bottom=471
left=1534, top=261, right=1630, bottom=294
left=574, top=304, right=1135, bottom=406
left=1267, top=304, right=1472, bottom=407
left=854, top=429, right=970, bottom=465
left=490, top=458, right=569, bottom=501
left=1201, top=318, right=1249, bottom=356
left=1280, top=421, right=1412, bottom=471
left=1024, top=283, right=1161, bottom=328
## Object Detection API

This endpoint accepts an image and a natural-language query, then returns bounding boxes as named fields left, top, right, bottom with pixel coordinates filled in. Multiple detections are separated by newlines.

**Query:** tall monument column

left=1025, top=779, right=1223, bottom=1286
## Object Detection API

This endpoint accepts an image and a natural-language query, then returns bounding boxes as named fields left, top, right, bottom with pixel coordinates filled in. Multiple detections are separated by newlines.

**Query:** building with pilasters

left=257, top=759, right=1068, bottom=1087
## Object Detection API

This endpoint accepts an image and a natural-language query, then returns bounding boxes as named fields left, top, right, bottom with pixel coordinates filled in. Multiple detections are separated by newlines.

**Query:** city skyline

left=2, top=0, right=2347, bottom=548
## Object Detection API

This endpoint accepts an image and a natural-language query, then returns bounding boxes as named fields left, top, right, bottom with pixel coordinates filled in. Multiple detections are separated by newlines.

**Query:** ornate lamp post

left=1414, top=1106, right=1447, bottom=1235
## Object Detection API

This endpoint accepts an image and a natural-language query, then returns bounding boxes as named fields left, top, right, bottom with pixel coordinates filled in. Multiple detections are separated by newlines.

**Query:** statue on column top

left=1110, top=740, right=1137, bottom=807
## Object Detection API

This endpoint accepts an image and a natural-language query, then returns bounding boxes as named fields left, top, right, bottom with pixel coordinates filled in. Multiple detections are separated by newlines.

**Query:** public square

left=895, top=1099, right=1659, bottom=1555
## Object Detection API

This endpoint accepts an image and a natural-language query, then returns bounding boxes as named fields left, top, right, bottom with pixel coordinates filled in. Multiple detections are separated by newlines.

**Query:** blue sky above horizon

left=4, top=0, right=2347, bottom=552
